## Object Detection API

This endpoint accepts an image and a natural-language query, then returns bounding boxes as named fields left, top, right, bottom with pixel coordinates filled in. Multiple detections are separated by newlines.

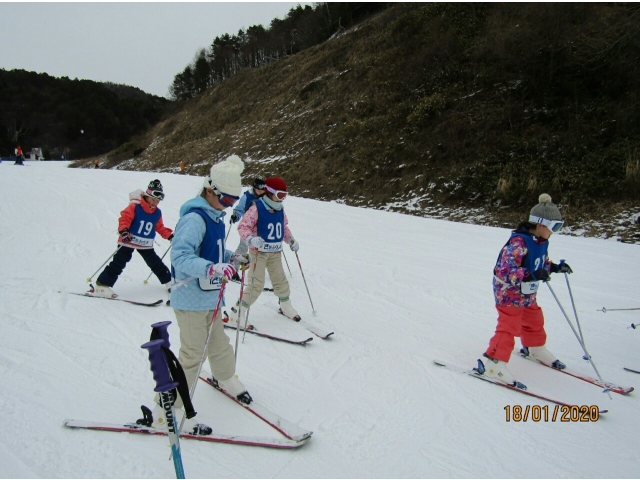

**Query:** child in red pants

left=479, top=194, right=573, bottom=389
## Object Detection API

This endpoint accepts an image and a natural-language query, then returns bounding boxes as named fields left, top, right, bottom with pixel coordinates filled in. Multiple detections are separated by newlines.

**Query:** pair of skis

left=434, top=353, right=633, bottom=410
left=65, top=374, right=312, bottom=449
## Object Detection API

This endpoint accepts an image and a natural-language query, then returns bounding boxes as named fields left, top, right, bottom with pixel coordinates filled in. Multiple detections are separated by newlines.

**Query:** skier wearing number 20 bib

left=479, top=194, right=574, bottom=388
left=94, top=180, right=174, bottom=298
left=229, top=176, right=301, bottom=325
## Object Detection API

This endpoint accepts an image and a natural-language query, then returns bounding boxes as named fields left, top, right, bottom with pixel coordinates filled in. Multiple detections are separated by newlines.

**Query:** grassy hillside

left=76, top=3, right=640, bottom=239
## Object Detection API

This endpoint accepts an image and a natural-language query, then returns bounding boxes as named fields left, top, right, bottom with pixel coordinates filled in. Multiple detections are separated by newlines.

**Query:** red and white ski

left=223, top=323, right=313, bottom=345
left=199, top=375, right=313, bottom=442
left=432, top=359, right=608, bottom=413
left=69, top=292, right=163, bottom=307
left=519, top=353, right=634, bottom=395
left=64, top=419, right=308, bottom=449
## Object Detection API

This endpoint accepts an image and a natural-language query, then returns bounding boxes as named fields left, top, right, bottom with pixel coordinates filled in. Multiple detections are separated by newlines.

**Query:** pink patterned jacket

left=493, top=235, right=551, bottom=308
left=237, top=202, right=293, bottom=252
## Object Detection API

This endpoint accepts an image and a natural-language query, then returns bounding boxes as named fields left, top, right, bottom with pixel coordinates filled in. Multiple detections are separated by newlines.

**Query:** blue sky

left=1, top=2, right=302, bottom=97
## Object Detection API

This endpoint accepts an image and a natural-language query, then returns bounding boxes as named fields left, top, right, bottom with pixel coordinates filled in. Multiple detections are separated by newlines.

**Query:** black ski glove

left=523, top=269, right=550, bottom=282
left=230, top=211, right=240, bottom=224
left=550, top=262, right=573, bottom=274
left=119, top=228, right=133, bottom=242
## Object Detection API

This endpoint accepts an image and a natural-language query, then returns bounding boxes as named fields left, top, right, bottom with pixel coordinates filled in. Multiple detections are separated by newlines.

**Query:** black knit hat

left=146, top=179, right=165, bottom=200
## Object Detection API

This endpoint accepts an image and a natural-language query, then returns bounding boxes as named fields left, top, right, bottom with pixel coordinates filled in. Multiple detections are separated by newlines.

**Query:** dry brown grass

left=77, top=3, right=640, bottom=238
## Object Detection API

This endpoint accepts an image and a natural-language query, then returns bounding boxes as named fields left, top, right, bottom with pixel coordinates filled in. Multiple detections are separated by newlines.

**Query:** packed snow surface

left=1, top=161, right=639, bottom=478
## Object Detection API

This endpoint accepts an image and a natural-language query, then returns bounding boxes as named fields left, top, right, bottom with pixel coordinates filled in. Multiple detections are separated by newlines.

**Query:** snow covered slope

left=1, top=161, right=639, bottom=478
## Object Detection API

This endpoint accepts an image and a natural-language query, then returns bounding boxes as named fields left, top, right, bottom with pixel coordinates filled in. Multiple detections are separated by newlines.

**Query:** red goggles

left=266, top=185, right=288, bottom=201
left=214, top=189, right=239, bottom=206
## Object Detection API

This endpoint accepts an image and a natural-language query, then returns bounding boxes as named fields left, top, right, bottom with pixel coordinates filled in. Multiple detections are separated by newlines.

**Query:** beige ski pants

left=169, top=307, right=236, bottom=408
left=242, top=250, right=290, bottom=305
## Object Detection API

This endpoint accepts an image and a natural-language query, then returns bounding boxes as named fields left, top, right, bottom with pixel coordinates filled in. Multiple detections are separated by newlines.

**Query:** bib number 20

left=267, top=222, right=282, bottom=240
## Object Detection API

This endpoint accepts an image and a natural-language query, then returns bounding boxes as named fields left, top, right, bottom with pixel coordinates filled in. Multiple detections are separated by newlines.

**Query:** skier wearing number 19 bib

left=230, top=176, right=301, bottom=324
left=94, top=180, right=173, bottom=298
left=479, top=194, right=573, bottom=388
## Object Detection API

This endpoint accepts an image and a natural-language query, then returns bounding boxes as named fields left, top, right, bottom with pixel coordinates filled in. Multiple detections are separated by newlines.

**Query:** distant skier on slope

left=93, top=180, right=173, bottom=298
left=228, top=176, right=266, bottom=279
left=229, top=176, right=302, bottom=325
left=154, top=155, right=253, bottom=435
left=14, top=145, right=24, bottom=165
left=478, top=193, right=573, bottom=388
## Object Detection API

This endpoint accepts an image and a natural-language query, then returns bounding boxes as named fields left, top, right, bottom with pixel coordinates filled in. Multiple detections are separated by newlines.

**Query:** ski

left=64, top=419, right=308, bottom=449
left=69, top=292, right=163, bottom=307
left=519, top=353, right=634, bottom=395
left=223, top=323, right=313, bottom=345
left=432, top=360, right=608, bottom=413
left=624, top=367, right=640, bottom=375
left=298, top=319, right=334, bottom=339
left=199, top=376, right=313, bottom=442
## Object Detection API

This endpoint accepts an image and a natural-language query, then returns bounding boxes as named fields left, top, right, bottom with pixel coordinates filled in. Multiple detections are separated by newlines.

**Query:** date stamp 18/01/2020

left=504, top=405, right=600, bottom=422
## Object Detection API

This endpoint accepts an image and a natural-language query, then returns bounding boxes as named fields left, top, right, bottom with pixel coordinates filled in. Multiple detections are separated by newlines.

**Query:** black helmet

left=253, top=177, right=266, bottom=190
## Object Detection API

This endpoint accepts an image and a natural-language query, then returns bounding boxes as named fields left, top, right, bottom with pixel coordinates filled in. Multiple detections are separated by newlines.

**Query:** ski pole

left=87, top=246, right=121, bottom=282
left=599, top=307, right=640, bottom=313
left=242, top=252, right=260, bottom=344
left=545, top=281, right=612, bottom=399
left=144, top=244, right=172, bottom=284
left=141, top=338, right=186, bottom=479
left=225, top=224, right=232, bottom=243
left=176, top=280, right=227, bottom=436
left=281, top=248, right=293, bottom=277
left=234, top=265, right=248, bottom=362
left=295, top=251, right=315, bottom=314
left=628, top=323, right=640, bottom=330
left=559, top=260, right=585, bottom=346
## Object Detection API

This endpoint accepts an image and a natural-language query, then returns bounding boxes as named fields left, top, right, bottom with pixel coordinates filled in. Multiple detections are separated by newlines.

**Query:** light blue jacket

left=169, top=196, right=233, bottom=311
left=232, top=187, right=261, bottom=221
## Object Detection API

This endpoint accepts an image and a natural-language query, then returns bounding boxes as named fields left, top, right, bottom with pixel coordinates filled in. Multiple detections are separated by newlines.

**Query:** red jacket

left=118, top=196, right=173, bottom=240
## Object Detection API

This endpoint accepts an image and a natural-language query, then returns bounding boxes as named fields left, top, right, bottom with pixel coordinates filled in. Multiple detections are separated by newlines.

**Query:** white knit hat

left=203, top=155, right=244, bottom=197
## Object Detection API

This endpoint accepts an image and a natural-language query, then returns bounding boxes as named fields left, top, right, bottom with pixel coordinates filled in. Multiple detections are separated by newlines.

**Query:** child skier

left=94, top=180, right=173, bottom=298
left=230, top=176, right=301, bottom=325
left=229, top=176, right=266, bottom=279
left=478, top=193, right=573, bottom=389
left=153, top=155, right=251, bottom=435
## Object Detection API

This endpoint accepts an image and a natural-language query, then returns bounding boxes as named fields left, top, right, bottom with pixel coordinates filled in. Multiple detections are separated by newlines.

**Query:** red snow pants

left=484, top=304, right=547, bottom=362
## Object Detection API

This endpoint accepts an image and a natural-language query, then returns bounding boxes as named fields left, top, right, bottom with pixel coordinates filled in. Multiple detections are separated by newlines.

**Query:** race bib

left=128, top=234, right=155, bottom=248
left=521, top=281, right=539, bottom=295
left=259, top=241, right=283, bottom=253
left=199, top=277, right=222, bottom=291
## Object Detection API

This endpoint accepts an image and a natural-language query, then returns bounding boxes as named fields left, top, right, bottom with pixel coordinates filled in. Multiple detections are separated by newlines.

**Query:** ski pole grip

left=151, top=321, right=172, bottom=348
left=559, top=259, right=565, bottom=265
left=141, top=339, right=178, bottom=393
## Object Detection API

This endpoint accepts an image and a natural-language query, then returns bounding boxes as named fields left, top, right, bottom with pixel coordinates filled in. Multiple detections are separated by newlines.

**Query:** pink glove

left=207, top=263, right=236, bottom=281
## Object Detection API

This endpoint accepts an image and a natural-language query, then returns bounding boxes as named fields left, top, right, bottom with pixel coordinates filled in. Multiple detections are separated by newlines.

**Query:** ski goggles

left=529, top=215, right=564, bottom=233
left=146, top=188, right=165, bottom=200
left=214, top=189, right=239, bottom=206
left=266, top=185, right=288, bottom=201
